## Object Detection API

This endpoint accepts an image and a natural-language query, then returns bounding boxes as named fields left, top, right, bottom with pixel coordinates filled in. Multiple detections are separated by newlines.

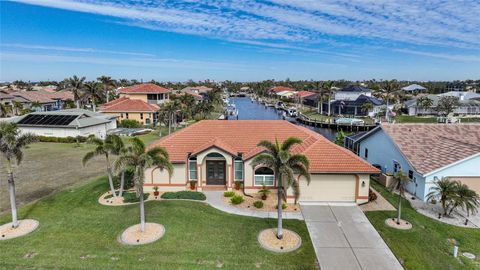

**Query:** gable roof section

left=119, top=83, right=170, bottom=94
left=10, top=89, right=74, bottom=103
left=340, top=85, right=371, bottom=92
left=296, top=91, right=316, bottom=98
left=149, top=120, right=378, bottom=173
left=100, top=97, right=159, bottom=112
left=379, top=124, right=480, bottom=175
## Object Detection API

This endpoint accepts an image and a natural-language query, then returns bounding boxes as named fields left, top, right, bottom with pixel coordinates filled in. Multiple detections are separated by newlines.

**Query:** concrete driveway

left=301, top=204, right=403, bottom=270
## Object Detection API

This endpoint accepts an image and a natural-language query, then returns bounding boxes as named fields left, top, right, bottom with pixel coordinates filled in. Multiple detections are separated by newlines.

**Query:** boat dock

left=296, top=113, right=377, bottom=132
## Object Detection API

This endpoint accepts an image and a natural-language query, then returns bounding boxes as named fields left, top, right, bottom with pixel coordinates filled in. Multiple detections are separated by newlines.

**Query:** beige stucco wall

left=449, top=177, right=480, bottom=195
left=144, top=163, right=187, bottom=192
left=102, top=111, right=154, bottom=125
left=120, top=93, right=148, bottom=102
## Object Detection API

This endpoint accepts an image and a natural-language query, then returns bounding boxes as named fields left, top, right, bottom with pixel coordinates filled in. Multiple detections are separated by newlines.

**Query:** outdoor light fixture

left=361, top=181, right=365, bottom=187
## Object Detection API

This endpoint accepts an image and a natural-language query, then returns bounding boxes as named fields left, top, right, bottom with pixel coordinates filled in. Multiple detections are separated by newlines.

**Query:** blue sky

left=1, top=0, right=479, bottom=82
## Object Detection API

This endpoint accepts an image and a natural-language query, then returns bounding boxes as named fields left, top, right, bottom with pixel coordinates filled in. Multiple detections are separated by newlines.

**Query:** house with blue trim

left=346, top=124, right=480, bottom=201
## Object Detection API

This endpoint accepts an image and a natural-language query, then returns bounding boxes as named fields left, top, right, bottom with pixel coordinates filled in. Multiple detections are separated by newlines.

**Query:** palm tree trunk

left=320, top=98, right=324, bottom=114
left=105, top=85, right=109, bottom=103
left=397, top=193, right=402, bottom=224
left=118, top=170, right=125, bottom=197
left=327, top=93, right=331, bottom=116
left=277, top=174, right=283, bottom=239
left=76, top=99, right=80, bottom=109
left=105, top=156, right=116, bottom=197
left=6, top=160, right=18, bottom=228
left=139, top=185, right=146, bottom=232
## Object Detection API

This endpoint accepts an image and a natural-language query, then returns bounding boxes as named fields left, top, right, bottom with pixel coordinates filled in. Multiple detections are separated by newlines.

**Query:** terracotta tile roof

left=270, top=86, right=296, bottom=92
left=10, top=90, right=73, bottom=104
left=119, top=83, right=170, bottom=94
left=100, top=97, right=159, bottom=112
left=149, top=120, right=378, bottom=173
left=380, top=124, right=480, bottom=174
left=295, top=91, right=316, bottom=98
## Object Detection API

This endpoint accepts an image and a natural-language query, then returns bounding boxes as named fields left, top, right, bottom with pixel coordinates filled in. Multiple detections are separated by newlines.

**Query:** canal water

left=228, top=97, right=338, bottom=141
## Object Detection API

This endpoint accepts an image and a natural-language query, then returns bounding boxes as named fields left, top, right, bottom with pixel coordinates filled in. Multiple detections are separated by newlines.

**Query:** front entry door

left=206, top=161, right=226, bottom=185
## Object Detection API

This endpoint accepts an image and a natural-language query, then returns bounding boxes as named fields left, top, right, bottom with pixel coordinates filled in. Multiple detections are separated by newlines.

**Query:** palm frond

left=82, top=151, right=96, bottom=166
left=281, top=137, right=302, bottom=151
left=257, top=140, right=278, bottom=156
left=251, top=153, right=275, bottom=168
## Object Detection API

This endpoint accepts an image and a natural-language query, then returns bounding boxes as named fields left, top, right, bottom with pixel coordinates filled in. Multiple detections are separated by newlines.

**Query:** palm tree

left=97, top=76, right=116, bottom=103
left=322, top=81, right=335, bottom=116
left=66, top=75, right=86, bottom=109
left=426, top=177, right=457, bottom=216
left=361, top=103, right=373, bottom=114
left=159, top=100, right=181, bottom=134
left=12, top=101, right=23, bottom=116
left=0, top=122, right=37, bottom=228
left=381, top=80, right=399, bottom=122
left=1, top=103, right=12, bottom=117
left=389, top=170, right=411, bottom=224
left=30, top=101, right=42, bottom=112
left=448, top=182, right=479, bottom=217
left=113, top=137, right=173, bottom=232
left=84, top=82, right=104, bottom=112
left=251, top=137, right=310, bottom=239
left=416, top=96, right=433, bottom=115
left=82, top=135, right=124, bottom=198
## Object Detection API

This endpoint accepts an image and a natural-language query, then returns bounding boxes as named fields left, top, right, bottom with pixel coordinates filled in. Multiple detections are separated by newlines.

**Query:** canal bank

left=227, top=97, right=340, bottom=141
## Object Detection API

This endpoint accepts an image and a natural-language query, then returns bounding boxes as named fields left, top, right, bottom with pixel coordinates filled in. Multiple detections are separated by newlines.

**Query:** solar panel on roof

left=17, top=114, right=78, bottom=126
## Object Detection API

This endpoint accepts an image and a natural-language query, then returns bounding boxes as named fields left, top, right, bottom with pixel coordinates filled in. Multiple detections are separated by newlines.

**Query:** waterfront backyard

left=0, top=176, right=317, bottom=270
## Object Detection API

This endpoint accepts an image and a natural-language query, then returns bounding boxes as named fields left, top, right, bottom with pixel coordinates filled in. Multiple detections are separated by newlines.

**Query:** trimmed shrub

left=275, top=203, right=287, bottom=210
left=119, top=119, right=142, bottom=128
left=253, top=201, right=264, bottom=209
left=230, top=195, right=244, bottom=205
left=123, top=192, right=149, bottom=203
left=37, top=135, right=87, bottom=143
left=223, top=191, right=235, bottom=197
left=161, top=191, right=206, bottom=201
left=368, top=189, right=378, bottom=202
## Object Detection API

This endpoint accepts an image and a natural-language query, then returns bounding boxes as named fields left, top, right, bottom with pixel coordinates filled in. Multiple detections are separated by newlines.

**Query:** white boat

left=286, top=107, right=298, bottom=117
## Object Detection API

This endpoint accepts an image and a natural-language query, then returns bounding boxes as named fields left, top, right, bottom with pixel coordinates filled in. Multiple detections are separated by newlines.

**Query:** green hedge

left=161, top=191, right=206, bottom=201
left=230, top=195, right=244, bottom=205
left=38, top=136, right=87, bottom=143
left=123, top=192, right=149, bottom=203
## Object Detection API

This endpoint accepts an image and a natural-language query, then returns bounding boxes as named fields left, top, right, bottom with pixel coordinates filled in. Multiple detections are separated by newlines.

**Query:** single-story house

left=10, top=109, right=117, bottom=138
left=100, top=97, right=159, bottom=125
left=320, top=95, right=383, bottom=116
left=348, top=124, right=480, bottom=201
left=405, top=92, right=480, bottom=116
left=275, top=90, right=296, bottom=99
left=145, top=120, right=378, bottom=204
left=269, top=86, right=296, bottom=94
left=3, top=89, right=73, bottom=112
left=401, top=84, right=427, bottom=92
left=294, top=91, right=316, bottom=104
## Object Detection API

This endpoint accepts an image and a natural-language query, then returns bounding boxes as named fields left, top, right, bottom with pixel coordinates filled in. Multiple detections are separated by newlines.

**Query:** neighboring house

left=334, top=85, right=372, bottom=101
left=269, top=86, right=296, bottom=94
left=100, top=97, right=159, bottom=125
left=174, top=91, right=203, bottom=102
left=322, top=95, right=383, bottom=116
left=294, top=91, right=316, bottom=104
left=10, top=109, right=117, bottom=138
left=119, top=83, right=170, bottom=105
left=181, top=86, right=213, bottom=95
left=302, top=93, right=320, bottom=107
left=275, top=90, right=296, bottom=99
left=405, top=92, right=480, bottom=116
left=144, top=120, right=378, bottom=204
left=348, top=124, right=480, bottom=201
left=5, top=89, right=73, bottom=112
left=401, top=84, right=427, bottom=92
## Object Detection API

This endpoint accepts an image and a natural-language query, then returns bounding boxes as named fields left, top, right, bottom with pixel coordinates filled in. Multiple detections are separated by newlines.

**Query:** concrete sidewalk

left=204, top=191, right=304, bottom=220
left=301, top=204, right=404, bottom=270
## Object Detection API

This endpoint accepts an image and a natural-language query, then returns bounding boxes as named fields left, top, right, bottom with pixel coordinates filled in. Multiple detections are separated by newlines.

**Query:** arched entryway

left=205, top=153, right=226, bottom=185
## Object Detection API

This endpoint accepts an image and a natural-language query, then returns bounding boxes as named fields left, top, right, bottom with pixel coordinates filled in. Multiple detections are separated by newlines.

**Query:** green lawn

left=460, top=117, right=480, bottom=123
left=366, top=181, right=480, bottom=270
left=394, top=115, right=438, bottom=123
left=0, top=176, right=317, bottom=270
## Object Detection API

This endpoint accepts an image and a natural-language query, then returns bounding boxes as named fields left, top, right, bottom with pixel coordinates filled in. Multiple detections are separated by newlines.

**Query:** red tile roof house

left=145, top=120, right=378, bottom=204
left=99, top=97, right=160, bottom=125
left=118, top=83, right=171, bottom=105
left=269, top=86, right=297, bottom=93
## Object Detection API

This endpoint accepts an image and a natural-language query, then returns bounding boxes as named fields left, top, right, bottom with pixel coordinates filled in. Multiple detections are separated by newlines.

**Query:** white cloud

left=394, top=49, right=480, bottom=62
left=11, top=0, right=480, bottom=59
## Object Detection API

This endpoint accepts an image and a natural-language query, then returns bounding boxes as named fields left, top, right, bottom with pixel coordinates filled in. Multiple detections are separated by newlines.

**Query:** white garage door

left=298, top=174, right=356, bottom=202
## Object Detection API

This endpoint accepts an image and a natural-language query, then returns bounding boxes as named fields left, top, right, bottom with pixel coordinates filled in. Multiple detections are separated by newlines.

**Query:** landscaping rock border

left=385, top=218, right=412, bottom=230
left=119, top=223, right=165, bottom=245
left=0, top=219, right=39, bottom=240
left=257, top=228, right=301, bottom=253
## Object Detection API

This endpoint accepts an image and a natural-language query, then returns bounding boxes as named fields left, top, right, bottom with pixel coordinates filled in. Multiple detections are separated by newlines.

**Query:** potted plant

left=259, top=186, right=271, bottom=200
left=234, top=180, right=242, bottom=190
left=153, top=186, right=160, bottom=196
left=189, top=180, right=197, bottom=190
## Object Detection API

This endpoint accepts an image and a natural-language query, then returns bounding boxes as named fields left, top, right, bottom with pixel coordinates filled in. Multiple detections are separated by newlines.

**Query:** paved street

left=301, top=204, right=404, bottom=270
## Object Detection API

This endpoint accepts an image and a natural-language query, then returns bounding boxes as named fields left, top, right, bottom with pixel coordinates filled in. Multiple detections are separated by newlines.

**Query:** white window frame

left=188, top=159, right=197, bottom=180
left=234, top=160, right=243, bottom=181
left=254, top=174, right=275, bottom=186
